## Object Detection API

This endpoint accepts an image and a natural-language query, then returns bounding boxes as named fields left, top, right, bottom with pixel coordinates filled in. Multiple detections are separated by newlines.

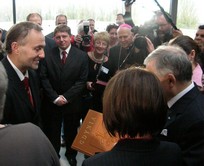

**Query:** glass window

left=0, top=0, right=201, bottom=38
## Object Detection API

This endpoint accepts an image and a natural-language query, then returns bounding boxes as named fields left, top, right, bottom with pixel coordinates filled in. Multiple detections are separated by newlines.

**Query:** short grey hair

left=77, top=23, right=84, bottom=34
left=144, top=45, right=192, bottom=82
left=0, top=62, right=8, bottom=121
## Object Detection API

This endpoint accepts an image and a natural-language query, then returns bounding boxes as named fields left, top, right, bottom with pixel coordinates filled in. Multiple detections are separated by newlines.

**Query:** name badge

left=101, top=66, right=109, bottom=74
left=160, top=129, right=168, bottom=136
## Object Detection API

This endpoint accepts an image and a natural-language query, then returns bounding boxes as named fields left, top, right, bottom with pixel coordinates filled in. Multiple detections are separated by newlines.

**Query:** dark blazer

left=44, top=36, right=56, bottom=54
left=82, top=139, right=182, bottom=166
left=40, top=45, right=88, bottom=156
left=159, top=86, right=204, bottom=166
left=1, top=58, right=41, bottom=126
left=46, top=32, right=54, bottom=39
left=40, top=45, right=88, bottom=112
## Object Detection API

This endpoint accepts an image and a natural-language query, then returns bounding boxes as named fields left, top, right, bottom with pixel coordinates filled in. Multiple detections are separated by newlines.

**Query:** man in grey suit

left=144, top=45, right=204, bottom=166
left=1, top=22, right=45, bottom=126
left=40, top=24, right=88, bottom=166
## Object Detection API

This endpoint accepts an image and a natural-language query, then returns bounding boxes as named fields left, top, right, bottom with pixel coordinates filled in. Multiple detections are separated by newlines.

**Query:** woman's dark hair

left=169, top=35, right=201, bottom=63
left=103, top=67, right=167, bottom=138
left=106, top=24, right=119, bottom=33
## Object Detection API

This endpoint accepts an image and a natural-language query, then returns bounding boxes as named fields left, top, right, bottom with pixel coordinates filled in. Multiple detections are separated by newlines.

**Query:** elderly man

left=108, top=23, right=147, bottom=76
left=144, top=45, right=204, bottom=166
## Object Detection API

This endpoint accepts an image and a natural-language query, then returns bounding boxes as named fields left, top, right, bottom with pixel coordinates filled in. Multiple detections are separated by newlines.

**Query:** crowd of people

left=0, top=2, right=204, bottom=166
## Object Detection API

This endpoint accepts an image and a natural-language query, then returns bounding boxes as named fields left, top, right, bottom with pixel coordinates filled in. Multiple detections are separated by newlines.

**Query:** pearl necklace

left=91, top=52, right=104, bottom=63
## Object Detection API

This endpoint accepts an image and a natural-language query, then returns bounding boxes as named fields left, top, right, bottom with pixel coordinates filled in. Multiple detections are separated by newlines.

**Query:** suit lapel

left=28, top=70, right=39, bottom=111
left=52, top=47, right=62, bottom=66
left=63, top=46, right=74, bottom=66
left=165, top=86, right=199, bottom=127
left=52, top=46, right=75, bottom=69
left=2, top=58, right=36, bottom=111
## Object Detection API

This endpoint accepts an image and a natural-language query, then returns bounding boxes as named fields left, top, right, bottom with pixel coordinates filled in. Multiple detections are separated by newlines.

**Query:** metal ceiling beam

left=12, top=0, right=16, bottom=24
left=169, top=0, right=178, bottom=25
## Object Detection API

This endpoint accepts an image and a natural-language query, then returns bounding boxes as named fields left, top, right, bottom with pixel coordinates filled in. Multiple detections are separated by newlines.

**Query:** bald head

left=117, top=24, right=134, bottom=48
left=26, top=13, right=42, bottom=26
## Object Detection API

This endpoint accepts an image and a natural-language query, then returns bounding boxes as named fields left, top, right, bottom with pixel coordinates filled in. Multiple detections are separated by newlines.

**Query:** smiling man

left=40, top=24, right=88, bottom=166
left=1, top=21, right=45, bottom=126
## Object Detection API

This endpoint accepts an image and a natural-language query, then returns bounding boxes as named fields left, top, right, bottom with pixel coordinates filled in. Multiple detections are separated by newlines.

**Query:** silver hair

left=77, top=22, right=85, bottom=34
left=144, top=45, right=192, bottom=82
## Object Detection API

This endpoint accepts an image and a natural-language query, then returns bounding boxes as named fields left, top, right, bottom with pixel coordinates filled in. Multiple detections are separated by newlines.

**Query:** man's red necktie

left=23, top=77, right=34, bottom=107
left=61, top=51, right=67, bottom=64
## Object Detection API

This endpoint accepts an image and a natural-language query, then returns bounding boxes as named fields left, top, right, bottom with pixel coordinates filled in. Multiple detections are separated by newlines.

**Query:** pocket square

left=160, top=129, right=168, bottom=136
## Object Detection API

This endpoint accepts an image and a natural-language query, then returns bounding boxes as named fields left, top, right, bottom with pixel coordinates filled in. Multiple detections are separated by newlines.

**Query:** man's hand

left=86, top=81, right=95, bottom=91
left=172, top=29, right=183, bottom=38
left=145, top=37, right=155, bottom=53
left=55, top=95, right=68, bottom=106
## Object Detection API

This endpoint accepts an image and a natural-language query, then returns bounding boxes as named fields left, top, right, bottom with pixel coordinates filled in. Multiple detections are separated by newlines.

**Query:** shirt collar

left=7, top=56, right=29, bottom=81
left=167, top=81, right=194, bottom=108
left=59, top=44, right=71, bottom=55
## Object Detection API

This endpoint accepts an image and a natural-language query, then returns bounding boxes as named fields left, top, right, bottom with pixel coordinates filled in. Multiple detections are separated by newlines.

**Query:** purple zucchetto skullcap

left=119, top=23, right=132, bottom=29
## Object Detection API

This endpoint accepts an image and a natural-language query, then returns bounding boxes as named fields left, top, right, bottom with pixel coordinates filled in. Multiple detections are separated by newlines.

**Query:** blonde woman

left=83, top=31, right=111, bottom=116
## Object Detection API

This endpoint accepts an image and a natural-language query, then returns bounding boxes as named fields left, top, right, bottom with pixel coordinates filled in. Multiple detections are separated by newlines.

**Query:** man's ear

left=11, top=42, right=19, bottom=54
left=188, top=49, right=195, bottom=62
left=167, top=73, right=176, bottom=88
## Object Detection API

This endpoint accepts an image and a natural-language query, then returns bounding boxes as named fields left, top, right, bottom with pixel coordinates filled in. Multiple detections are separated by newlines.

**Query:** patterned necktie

left=23, top=77, right=34, bottom=107
left=61, top=51, right=67, bottom=64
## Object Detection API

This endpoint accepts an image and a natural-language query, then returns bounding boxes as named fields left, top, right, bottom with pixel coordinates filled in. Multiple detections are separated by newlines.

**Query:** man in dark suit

left=26, top=13, right=69, bottom=146
left=144, top=45, right=204, bottom=166
left=40, top=24, right=88, bottom=166
left=0, top=61, right=60, bottom=166
left=1, top=22, right=45, bottom=126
